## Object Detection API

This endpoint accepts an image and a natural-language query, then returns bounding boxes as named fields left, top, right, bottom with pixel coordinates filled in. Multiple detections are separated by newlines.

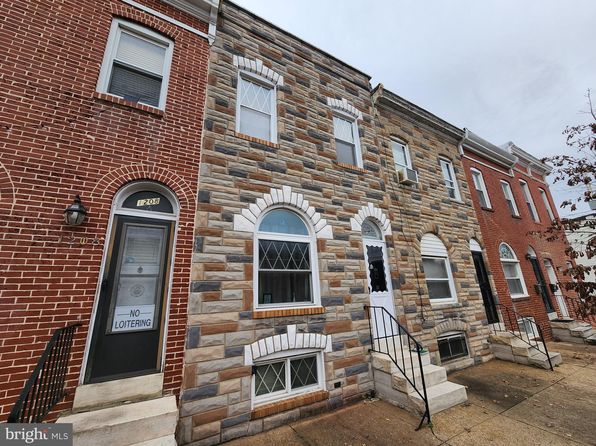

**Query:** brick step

left=57, top=395, right=177, bottom=446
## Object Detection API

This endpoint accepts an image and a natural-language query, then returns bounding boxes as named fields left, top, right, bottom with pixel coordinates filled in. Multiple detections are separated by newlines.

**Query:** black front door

left=85, top=215, right=173, bottom=383
left=528, top=257, right=555, bottom=313
left=472, top=251, right=499, bottom=324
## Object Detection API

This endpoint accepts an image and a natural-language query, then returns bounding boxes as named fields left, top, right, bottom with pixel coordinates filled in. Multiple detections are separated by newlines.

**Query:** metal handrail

left=8, top=323, right=81, bottom=423
left=564, top=296, right=596, bottom=326
left=365, top=305, right=430, bottom=429
left=489, top=304, right=553, bottom=371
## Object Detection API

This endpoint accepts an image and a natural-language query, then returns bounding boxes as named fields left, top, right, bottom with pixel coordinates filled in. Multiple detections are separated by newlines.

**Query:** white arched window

left=254, top=208, right=320, bottom=309
left=499, top=243, right=528, bottom=298
left=421, top=234, right=457, bottom=303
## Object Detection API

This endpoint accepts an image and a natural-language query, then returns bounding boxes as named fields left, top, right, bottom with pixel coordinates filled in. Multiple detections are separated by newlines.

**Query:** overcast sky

left=235, top=0, right=596, bottom=216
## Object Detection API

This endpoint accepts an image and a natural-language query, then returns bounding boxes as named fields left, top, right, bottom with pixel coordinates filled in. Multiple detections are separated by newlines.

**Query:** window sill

left=253, top=306, right=325, bottom=319
left=448, top=198, right=466, bottom=205
left=93, top=92, right=164, bottom=117
left=252, top=389, right=329, bottom=419
left=334, top=161, right=366, bottom=174
left=511, top=215, right=522, bottom=220
left=511, top=294, right=530, bottom=300
left=480, top=206, right=494, bottom=212
left=429, top=301, right=461, bottom=309
left=234, top=132, right=279, bottom=148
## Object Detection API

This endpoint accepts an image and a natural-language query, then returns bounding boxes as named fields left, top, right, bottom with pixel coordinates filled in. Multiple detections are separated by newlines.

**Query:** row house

left=461, top=132, right=571, bottom=340
left=0, top=0, right=217, bottom=443
left=180, top=2, right=489, bottom=443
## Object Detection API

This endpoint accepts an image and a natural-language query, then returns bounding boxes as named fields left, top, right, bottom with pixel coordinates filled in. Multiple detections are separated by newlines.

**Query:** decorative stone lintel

left=350, top=203, right=391, bottom=236
left=233, top=186, right=333, bottom=239
left=244, top=325, right=333, bottom=366
left=233, top=55, right=284, bottom=86
left=326, top=97, right=363, bottom=121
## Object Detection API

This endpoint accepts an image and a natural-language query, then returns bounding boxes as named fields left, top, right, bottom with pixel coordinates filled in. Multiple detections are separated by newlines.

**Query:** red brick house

left=461, top=131, right=571, bottom=339
left=0, top=0, right=217, bottom=441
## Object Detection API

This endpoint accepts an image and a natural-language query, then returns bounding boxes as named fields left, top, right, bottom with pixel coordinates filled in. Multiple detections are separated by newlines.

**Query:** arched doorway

left=526, top=247, right=555, bottom=315
left=84, top=182, right=178, bottom=383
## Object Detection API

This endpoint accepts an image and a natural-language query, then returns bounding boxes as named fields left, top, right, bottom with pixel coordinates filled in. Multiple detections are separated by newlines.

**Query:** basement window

left=97, top=19, right=173, bottom=109
left=437, top=332, right=469, bottom=362
left=253, top=352, right=323, bottom=404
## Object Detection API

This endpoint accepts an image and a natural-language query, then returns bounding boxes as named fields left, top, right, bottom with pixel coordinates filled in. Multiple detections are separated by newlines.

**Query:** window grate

left=438, top=333, right=469, bottom=362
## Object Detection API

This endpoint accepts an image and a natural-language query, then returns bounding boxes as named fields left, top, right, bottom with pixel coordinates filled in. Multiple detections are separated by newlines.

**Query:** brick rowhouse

left=461, top=132, right=572, bottom=339
left=0, top=0, right=214, bottom=421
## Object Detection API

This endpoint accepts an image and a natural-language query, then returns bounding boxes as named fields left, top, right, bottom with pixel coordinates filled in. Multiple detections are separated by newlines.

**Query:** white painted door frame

left=543, top=259, right=569, bottom=318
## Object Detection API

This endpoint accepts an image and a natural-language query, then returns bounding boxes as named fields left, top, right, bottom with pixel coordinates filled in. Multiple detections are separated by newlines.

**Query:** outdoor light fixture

left=63, top=195, right=88, bottom=226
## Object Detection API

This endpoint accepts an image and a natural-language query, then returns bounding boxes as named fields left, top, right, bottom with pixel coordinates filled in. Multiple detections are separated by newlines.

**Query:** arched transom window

left=255, top=208, right=320, bottom=308
left=499, top=243, right=528, bottom=298
left=421, top=234, right=457, bottom=303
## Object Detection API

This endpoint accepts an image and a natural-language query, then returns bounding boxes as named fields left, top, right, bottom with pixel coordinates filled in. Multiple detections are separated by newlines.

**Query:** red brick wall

left=0, top=0, right=209, bottom=421
left=462, top=151, right=572, bottom=339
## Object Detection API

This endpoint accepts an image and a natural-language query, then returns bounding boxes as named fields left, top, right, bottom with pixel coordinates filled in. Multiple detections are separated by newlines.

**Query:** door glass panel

left=110, top=225, right=165, bottom=333
left=366, top=245, right=388, bottom=292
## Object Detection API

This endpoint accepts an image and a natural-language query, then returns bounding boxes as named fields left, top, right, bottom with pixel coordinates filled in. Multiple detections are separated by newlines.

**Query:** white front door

left=544, top=259, right=569, bottom=318
left=363, top=239, right=397, bottom=338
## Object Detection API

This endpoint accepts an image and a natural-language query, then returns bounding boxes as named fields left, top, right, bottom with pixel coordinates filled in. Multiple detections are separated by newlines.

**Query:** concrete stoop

left=57, top=395, right=177, bottom=446
left=371, top=352, right=467, bottom=416
left=489, top=332, right=562, bottom=369
left=551, top=319, right=595, bottom=345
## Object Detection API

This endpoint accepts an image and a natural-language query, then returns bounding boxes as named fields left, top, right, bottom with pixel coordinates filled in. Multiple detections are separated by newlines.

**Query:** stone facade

left=372, top=86, right=492, bottom=370
left=180, top=2, right=493, bottom=444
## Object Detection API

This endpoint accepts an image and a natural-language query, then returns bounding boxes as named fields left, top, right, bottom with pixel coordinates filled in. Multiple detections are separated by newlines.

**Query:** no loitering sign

left=112, top=305, right=155, bottom=332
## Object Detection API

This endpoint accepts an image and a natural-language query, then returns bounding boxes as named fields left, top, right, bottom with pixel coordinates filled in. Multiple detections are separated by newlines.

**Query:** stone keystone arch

left=244, top=325, right=333, bottom=366
left=350, top=203, right=391, bottom=236
left=233, top=185, right=333, bottom=239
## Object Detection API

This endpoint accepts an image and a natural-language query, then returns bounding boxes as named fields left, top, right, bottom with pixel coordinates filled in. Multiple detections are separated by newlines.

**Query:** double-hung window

left=333, top=115, right=362, bottom=167
left=519, top=181, right=540, bottom=222
left=97, top=19, right=173, bottom=109
left=237, top=75, right=276, bottom=142
left=470, top=168, right=491, bottom=208
left=253, top=352, right=323, bottom=404
left=539, top=188, right=555, bottom=221
left=391, top=140, right=411, bottom=170
left=499, top=243, right=528, bottom=298
left=500, top=181, right=520, bottom=217
left=421, top=234, right=457, bottom=303
left=256, top=209, right=319, bottom=308
left=439, top=159, right=460, bottom=200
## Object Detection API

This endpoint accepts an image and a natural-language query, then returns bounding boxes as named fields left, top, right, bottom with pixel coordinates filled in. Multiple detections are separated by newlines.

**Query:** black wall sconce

left=64, top=195, right=87, bottom=226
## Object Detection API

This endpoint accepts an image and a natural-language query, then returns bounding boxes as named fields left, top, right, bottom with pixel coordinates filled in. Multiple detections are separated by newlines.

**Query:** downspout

left=458, top=127, right=468, bottom=156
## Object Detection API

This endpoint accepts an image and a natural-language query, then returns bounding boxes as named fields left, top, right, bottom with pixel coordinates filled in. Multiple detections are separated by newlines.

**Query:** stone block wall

left=371, top=90, right=493, bottom=369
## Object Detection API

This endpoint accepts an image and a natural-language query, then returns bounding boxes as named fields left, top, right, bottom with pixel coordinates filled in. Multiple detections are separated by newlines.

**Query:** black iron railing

left=8, top=323, right=81, bottom=423
left=564, top=296, right=596, bottom=326
left=489, top=304, right=553, bottom=371
left=364, top=305, right=430, bottom=429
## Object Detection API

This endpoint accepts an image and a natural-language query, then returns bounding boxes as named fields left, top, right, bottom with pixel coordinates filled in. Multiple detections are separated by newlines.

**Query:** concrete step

left=391, top=364, right=447, bottom=393
left=550, top=318, right=579, bottom=330
left=72, top=373, right=164, bottom=412
left=57, top=396, right=177, bottom=446
left=408, top=380, right=468, bottom=415
left=586, top=334, right=596, bottom=345
left=570, top=325, right=594, bottom=338
left=371, top=352, right=431, bottom=376
left=528, top=350, right=563, bottom=369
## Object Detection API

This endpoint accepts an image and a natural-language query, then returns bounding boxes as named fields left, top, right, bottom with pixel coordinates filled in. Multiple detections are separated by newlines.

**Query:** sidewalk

left=226, top=342, right=595, bottom=446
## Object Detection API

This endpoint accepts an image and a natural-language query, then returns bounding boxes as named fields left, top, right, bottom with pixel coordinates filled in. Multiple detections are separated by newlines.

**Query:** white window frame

left=499, top=243, right=529, bottom=298
left=500, top=181, right=520, bottom=217
left=439, top=158, right=461, bottom=201
left=422, top=254, right=458, bottom=304
left=437, top=331, right=469, bottom=362
left=539, top=188, right=555, bottom=221
left=252, top=350, right=325, bottom=406
left=391, top=139, right=412, bottom=170
left=333, top=110, right=363, bottom=168
left=235, top=70, right=278, bottom=143
left=519, top=180, right=540, bottom=222
left=253, top=206, right=321, bottom=310
left=96, top=18, right=174, bottom=110
left=470, top=168, right=491, bottom=209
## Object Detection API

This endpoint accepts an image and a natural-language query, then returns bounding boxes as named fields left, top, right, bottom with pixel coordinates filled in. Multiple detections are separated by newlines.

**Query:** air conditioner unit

left=398, top=167, right=418, bottom=185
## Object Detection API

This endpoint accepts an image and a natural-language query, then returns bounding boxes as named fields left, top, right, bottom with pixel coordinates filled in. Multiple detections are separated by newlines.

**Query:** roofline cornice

left=462, top=129, right=517, bottom=169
